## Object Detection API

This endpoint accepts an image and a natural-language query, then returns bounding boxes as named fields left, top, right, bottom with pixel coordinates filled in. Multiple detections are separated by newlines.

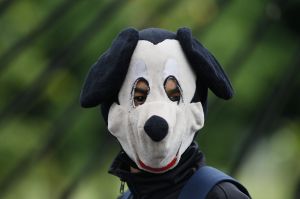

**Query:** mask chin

left=108, top=101, right=204, bottom=173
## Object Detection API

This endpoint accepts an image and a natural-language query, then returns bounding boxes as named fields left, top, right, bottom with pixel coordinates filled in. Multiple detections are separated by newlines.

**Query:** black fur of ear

left=176, top=27, right=234, bottom=100
left=80, top=28, right=139, bottom=108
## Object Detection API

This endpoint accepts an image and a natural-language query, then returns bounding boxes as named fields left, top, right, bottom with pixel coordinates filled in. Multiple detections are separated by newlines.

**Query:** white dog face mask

left=108, top=40, right=204, bottom=173
left=80, top=28, right=234, bottom=174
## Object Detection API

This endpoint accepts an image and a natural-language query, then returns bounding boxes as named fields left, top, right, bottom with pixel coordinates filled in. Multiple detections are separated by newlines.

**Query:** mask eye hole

left=132, top=78, right=149, bottom=107
left=164, top=76, right=182, bottom=104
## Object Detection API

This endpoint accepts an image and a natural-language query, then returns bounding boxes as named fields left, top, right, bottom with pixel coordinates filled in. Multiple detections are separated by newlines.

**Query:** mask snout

left=144, top=115, right=169, bottom=142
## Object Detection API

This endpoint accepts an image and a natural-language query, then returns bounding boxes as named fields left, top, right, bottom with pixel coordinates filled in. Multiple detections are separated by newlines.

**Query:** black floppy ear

left=176, top=27, right=233, bottom=100
left=80, top=28, right=139, bottom=108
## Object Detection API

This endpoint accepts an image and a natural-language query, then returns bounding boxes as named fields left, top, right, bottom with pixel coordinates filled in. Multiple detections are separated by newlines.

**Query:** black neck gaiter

left=109, top=142, right=205, bottom=199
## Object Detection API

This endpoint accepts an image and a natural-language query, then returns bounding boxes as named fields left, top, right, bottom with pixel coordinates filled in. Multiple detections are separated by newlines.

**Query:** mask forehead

left=118, top=39, right=196, bottom=106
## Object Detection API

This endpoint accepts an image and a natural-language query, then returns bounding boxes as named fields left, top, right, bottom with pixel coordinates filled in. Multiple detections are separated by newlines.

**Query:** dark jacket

left=109, top=142, right=250, bottom=199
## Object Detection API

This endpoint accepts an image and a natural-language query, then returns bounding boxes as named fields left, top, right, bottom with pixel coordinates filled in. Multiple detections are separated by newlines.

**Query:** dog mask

left=80, top=28, right=233, bottom=173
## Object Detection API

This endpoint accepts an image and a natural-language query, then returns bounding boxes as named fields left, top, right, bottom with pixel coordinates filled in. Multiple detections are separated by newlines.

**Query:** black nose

left=144, top=115, right=169, bottom=142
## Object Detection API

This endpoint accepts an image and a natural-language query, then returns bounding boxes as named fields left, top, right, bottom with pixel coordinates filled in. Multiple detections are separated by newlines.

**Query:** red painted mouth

left=138, top=156, right=178, bottom=173
left=138, top=147, right=181, bottom=173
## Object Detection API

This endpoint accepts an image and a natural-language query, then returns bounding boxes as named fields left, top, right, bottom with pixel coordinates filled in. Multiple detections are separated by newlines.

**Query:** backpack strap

left=178, top=166, right=250, bottom=199
left=120, top=190, right=132, bottom=199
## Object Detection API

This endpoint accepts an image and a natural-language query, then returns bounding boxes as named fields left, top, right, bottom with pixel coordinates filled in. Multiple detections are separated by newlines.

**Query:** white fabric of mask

left=108, top=40, right=205, bottom=173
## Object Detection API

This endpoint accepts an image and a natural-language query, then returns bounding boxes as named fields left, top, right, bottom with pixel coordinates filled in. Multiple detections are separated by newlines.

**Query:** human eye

left=164, top=76, right=182, bottom=104
left=132, top=78, right=149, bottom=107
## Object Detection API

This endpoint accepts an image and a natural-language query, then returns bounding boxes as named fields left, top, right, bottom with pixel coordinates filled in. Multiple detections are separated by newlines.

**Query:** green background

left=0, top=0, right=299, bottom=198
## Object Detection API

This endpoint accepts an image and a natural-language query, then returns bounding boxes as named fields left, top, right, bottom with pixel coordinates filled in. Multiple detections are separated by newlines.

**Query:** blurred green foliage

left=0, top=0, right=299, bottom=198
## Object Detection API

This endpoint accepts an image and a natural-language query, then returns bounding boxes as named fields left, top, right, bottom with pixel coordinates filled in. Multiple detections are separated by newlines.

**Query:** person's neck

left=130, top=166, right=141, bottom=173
left=109, top=142, right=205, bottom=199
